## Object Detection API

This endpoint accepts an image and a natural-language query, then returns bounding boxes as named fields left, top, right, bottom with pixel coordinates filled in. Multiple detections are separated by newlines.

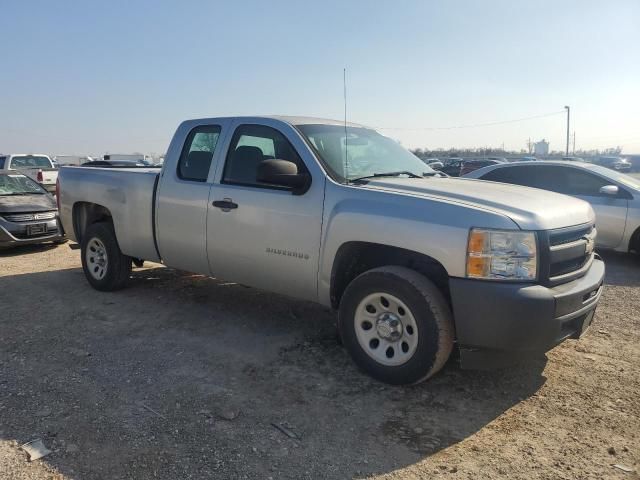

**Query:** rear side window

left=482, top=166, right=538, bottom=187
left=177, top=125, right=221, bottom=182
left=222, top=124, right=304, bottom=187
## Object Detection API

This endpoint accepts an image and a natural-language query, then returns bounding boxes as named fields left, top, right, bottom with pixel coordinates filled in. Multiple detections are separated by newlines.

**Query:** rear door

left=206, top=120, right=325, bottom=301
left=155, top=121, right=230, bottom=273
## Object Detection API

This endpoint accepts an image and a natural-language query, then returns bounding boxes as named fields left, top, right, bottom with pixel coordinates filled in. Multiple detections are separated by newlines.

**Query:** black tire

left=81, top=222, right=132, bottom=291
left=339, top=266, right=454, bottom=385
left=53, top=238, right=69, bottom=245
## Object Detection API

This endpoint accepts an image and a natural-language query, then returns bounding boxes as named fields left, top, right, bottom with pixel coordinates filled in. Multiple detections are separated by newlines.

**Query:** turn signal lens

left=467, top=229, right=487, bottom=254
left=466, top=255, right=489, bottom=277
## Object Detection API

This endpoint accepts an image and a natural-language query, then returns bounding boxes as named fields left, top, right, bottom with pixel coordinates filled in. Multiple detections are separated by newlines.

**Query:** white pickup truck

left=0, top=154, right=58, bottom=193
left=57, top=116, right=605, bottom=384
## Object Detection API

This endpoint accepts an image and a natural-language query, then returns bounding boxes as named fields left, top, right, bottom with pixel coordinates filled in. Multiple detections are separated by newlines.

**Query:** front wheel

left=81, top=222, right=132, bottom=291
left=339, top=266, right=454, bottom=385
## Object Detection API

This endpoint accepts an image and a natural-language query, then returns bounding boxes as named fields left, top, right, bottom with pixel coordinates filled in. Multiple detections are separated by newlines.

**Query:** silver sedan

left=464, top=161, right=640, bottom=253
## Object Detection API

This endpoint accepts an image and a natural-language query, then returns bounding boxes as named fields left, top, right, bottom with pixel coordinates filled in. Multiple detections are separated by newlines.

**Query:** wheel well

left=630, top=226, right=640, bottom=253
left=72, top=202, right=113, bottom=243
left=330, top=242, right=450, bottom=309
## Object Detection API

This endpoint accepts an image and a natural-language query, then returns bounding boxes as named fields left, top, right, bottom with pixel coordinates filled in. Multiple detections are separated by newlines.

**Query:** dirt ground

left=0, top=244, right=638, bottom=480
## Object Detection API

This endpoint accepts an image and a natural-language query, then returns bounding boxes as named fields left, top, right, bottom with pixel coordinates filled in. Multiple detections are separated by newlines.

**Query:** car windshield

left=0, top=173, right=46, bottom=195
left=297, top=124, right=435, bottom=182
left=10, top=155, right=52, bottom=168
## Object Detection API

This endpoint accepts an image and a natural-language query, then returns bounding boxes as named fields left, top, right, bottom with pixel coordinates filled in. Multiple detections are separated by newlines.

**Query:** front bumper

left=449, top=256, right=605, bottom=369
left=0, top=217, right=64, bottom=247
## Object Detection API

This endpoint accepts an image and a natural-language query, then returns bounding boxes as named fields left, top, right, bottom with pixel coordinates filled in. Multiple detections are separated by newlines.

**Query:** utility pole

left=572, top=131, right=576, bottom=154
left=564, top=106, right=570, bottom=156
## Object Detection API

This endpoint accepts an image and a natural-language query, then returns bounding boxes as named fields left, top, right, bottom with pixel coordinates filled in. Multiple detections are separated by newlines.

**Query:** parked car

left=519, top=156, right=538, bottom=162
left=562, top=156, right=586, bottom=162
left=0, top=170, right=65, bottom=248
left=58, top=116, right=604, bottom=385
left=0, top=154, right=58, bottom=193
left=54, top=155, right=96, bottom=166
left=103, top=154, right=154, bottom=164
left=459, top=159, right=505, bottom=176
left=465, top=161, right=640, bottom=253
left=440, top=157, right=465, bottom=176
left=595, top=156, right=631, bottom=172
left=81, top=160, right=156, bottom=167
left=424, top=158, right=443, bottom=170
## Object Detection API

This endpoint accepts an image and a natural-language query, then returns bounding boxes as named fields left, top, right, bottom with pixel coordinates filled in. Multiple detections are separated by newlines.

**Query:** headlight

left=466, top=228, right=537, bottom=281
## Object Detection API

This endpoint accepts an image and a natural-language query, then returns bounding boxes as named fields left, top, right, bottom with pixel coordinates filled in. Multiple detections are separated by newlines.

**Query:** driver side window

left=222, top=124, right=304, bottom=187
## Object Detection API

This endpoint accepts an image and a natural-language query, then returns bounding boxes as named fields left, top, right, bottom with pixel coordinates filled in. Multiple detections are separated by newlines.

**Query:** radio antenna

left=343, top=67, right=349, bottom=183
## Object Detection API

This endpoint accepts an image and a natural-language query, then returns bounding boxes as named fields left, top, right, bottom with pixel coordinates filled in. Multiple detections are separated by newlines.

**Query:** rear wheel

left=339, top=266, right=454, bottom=385
left=81, top=222, right=131, bottom=291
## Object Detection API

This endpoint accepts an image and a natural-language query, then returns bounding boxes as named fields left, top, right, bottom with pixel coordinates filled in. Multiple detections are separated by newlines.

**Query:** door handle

left=212, top=198, right=238, bottom=211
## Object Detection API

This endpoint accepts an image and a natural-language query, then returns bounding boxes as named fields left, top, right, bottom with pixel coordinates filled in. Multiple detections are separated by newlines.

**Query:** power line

left=375, top=110, right=565, bottom=131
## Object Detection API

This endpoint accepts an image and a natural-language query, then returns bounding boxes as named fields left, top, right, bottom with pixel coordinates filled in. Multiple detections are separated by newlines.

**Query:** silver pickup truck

left=58, top=116, right=605, bottom=384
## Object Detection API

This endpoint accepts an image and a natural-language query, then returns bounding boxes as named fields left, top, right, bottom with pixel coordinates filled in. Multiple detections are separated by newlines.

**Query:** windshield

left=10, top=155, right=53, bottom=169
left=0, top=174, right=46, bottom=195
left=297, top=124, right=435, bottom=182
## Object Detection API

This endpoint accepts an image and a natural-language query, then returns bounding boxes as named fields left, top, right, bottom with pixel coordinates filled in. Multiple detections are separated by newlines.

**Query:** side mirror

left=257, top=159, right=310, bottom=194
left=599, top=185, right=619, bottom=196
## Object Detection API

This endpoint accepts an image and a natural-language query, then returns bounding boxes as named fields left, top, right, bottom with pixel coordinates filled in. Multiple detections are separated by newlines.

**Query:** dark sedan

left=595, top=156, right=632, bottom=172
left=0, top=171, right=65, bottom=248
left=459, top=159, right=505, bottom=176
left=81, top=160, right=157, bottom=167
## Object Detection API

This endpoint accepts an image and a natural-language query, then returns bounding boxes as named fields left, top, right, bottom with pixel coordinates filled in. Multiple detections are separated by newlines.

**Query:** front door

left=539, top=165, right=628, bottom=248
left=206, top=121, right=325, bottom=301
left=559, top=167, right=628, bottom=249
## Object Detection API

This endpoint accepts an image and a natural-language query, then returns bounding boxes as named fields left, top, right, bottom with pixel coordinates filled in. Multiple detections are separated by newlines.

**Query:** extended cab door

left=155, top=120, right=230, bottom=274
left=206, top=120, right=325, bottom=301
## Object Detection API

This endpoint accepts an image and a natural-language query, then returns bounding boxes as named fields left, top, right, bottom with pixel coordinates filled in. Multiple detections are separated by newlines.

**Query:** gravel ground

left=0, top=244, right=638, bottom=479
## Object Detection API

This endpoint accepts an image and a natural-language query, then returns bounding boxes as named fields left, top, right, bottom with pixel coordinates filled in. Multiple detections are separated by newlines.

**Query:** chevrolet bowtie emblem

left=584, top=236, right=595, bottom=255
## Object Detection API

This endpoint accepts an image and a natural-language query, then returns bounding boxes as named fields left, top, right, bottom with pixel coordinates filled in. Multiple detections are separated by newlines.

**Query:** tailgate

left=40, top=169, right=58, bottom=184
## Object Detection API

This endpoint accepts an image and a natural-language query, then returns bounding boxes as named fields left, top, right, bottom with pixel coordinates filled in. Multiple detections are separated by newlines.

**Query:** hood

left=359, top=177, right=595, bottom=230
left=0, top=193, right=57, bottom=213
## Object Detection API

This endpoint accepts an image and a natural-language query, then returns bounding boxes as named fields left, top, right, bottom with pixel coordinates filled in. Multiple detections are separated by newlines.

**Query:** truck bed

left=57, top=166, right=161, bottom=262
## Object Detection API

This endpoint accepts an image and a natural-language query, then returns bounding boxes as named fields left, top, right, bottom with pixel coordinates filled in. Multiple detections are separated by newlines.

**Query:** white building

left=534, top=139, right=549, bottom=156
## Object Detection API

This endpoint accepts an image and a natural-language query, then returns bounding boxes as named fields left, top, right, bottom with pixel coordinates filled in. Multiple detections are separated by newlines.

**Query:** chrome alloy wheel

left=354, top=292, right=419, bottom=366
left=86, top=237, right=108, bottom=280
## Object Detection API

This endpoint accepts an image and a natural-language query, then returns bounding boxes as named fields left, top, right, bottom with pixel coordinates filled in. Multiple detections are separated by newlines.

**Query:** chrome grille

left=547, top=224, right=596, bottom=284
left=2, top=211, right=56, bottom=222
left=549, top=224, right=593, bottom=246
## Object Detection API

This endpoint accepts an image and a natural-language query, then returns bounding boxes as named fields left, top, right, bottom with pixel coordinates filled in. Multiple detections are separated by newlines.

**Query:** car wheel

left=339, top=266, right=454, bottom=385
left=81, top=222, right=132, bottom=291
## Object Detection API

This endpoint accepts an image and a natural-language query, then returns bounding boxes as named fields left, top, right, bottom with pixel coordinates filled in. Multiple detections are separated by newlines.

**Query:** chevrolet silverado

left=57, top=116, right=605, bottom=384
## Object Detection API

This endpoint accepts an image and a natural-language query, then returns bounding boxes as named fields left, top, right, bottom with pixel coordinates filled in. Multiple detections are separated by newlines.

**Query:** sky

left=1, top=0, right=639, bottom=156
